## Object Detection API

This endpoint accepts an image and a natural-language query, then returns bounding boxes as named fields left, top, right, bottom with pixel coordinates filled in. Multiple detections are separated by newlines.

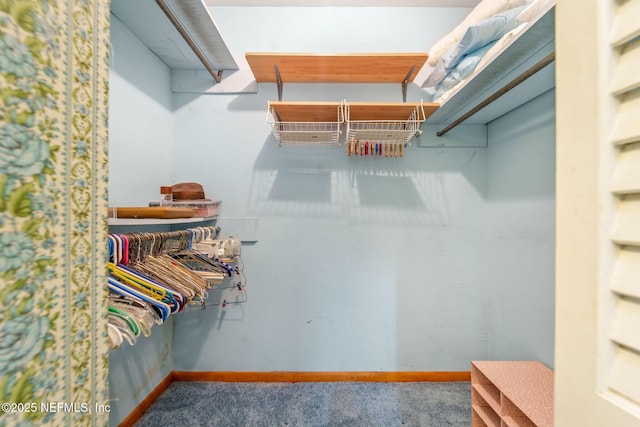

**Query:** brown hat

left=171, top=182, right=206, bottom=200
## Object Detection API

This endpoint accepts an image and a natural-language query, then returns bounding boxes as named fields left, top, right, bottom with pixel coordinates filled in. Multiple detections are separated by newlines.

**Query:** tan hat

left=171, top=182, right=207, bottom=200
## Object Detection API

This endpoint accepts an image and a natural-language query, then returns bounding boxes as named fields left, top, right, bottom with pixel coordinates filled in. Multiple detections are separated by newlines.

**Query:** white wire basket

left=345, top=101, right=425, bottom=146
left=267, top=102, right=344, bottom=147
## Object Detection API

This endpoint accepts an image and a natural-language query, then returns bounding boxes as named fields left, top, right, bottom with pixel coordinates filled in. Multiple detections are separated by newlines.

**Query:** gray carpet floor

left=134, top=381, right=471, bottom=427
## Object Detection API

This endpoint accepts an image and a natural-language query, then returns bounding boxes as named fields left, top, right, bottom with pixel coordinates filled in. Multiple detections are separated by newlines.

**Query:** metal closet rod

left=155, top=0, right=223, bottom=83
left=437, top=51, right=556, bottom=137
left=119, top=226, right=220, bottom=241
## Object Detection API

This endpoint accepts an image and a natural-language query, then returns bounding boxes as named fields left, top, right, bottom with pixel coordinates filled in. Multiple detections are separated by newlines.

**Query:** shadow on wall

left=247, top=135, right=485, bottom=226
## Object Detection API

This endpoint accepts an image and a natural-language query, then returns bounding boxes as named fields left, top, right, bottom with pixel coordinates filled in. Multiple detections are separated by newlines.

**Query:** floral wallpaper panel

left=0, top=0, right=110, bottom=426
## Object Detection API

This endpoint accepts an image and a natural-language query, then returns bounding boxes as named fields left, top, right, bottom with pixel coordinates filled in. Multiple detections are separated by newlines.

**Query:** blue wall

left=108, top=14, right=175, bottom=426
left=170, top=89, right=489, bottom=371
left=107, top=4, right=556, bottom=423
left=168, top=6, right=490, bottom=372
left=108, top=13, right=175, bottom=207
left=109, top=319, right=174, bottom=425
left=485, top=89, right=556, bottom=367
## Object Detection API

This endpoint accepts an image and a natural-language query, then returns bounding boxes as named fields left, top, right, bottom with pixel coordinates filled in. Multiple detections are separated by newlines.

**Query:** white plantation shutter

left=607, top=0, right=640, bottom=409
left=556, top=0, right=640, bottom=424
left=610, top=0, right=640, bottom=48
left=611, top=141, right=640, bottom=194
left=611, top=96, right=640, bottom=147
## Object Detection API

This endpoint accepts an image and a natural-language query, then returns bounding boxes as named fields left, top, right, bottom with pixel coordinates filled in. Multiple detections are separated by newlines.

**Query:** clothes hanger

left=107, top=323, right=123, bottom=350
left=110, top=262, right=184, bottom=313
left=108, top=262, right=168, bottom=302
left=108, top=277, right=170, bottom=322
left=118, top=233, right=129, bottom=265
left=108, top=235, right=117, bottom=263
left=108, top=293, right=155, bottom=338
left=109, top=291, right=162, bottom=329
left=106, top=226, right=233, bottom=324
left=108, top=306, right=140, bottom=337
left=108, top=315, right=137, bottom=347
left=125, top=233, right=203, bottom=310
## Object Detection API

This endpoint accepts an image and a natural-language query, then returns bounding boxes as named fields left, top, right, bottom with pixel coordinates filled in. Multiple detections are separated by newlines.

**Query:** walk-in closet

left=107, top=0, right=556, bottom=424
left=2, top=0, right=639, bottom=426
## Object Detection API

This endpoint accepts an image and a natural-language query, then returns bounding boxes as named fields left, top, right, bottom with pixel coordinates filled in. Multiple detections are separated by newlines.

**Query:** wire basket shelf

left=345, top=102, right=425, bottom=146
left=267, top=103, right=344, bottom=147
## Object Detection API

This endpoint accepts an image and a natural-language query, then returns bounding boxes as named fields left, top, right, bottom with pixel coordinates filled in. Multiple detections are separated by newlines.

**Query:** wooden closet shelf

left=347, top=102, right=438, bottom=121
left=269, top=101, right=343, bottom=123
left=254, top=53, right=438, bottom=147
left=268, top=101, right=439, bottom=123
left=246, top=53, right=428, bottom=83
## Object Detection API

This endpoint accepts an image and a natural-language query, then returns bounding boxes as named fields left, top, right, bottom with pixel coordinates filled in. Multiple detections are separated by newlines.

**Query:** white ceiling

left=205, top=0, right=481, bottom=7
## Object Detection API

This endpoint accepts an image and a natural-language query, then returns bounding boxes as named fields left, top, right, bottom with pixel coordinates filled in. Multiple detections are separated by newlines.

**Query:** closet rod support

left=402, top=65, right=416, bottom=102
left=274, top=65, right=283, bottom=101
left=436, top=51, right=556, bottom=137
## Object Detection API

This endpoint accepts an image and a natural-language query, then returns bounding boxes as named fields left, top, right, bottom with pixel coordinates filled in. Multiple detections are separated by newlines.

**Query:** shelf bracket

left=401, top=65, right=416, bottom=103
left=274, top=64, right=283, bottom=101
